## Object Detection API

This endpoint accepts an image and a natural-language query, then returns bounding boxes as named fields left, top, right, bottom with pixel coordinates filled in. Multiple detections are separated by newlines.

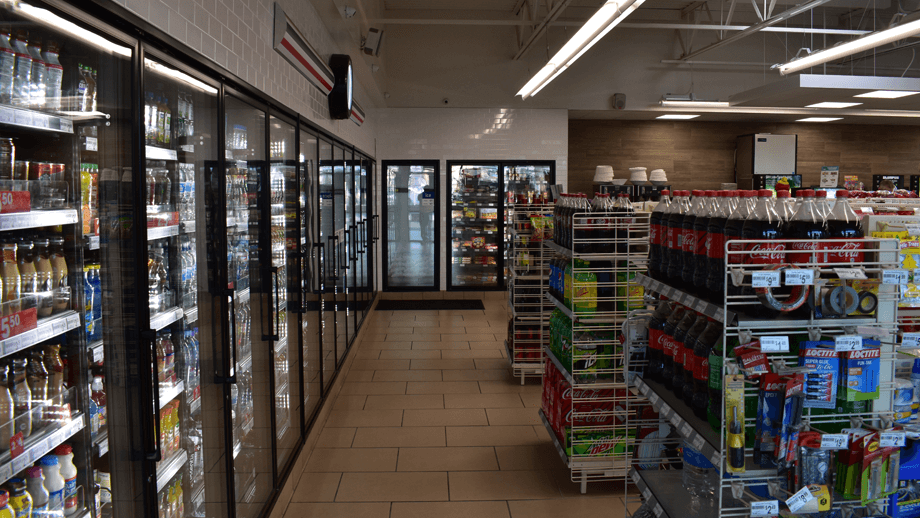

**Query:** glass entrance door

left=383, top=161, right=439, bottom=290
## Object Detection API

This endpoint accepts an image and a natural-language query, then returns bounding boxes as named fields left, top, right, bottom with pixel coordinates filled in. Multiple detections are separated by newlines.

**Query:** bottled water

left=682, top=440, right=717, bottom=497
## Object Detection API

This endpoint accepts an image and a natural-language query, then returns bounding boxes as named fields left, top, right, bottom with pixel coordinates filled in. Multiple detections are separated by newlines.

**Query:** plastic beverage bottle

left=825, top=190, right=864, bottom=264
left=87, top=67, right=98, bottom=112
left=698, top=191, right=726, bottom=299
left=722, top=191, right=756, bottom=299
left=26, top=466, right=49, bottom=514
left=666, top=190, right=692, bottom=286
left=787, top=190, right=827, bottom=264
left=646, top=301, right=674, bottom=382
left=41, top=41, right=62, bottom=111
left=678, top=190, right=705, bottom=287
left=742, top=189, right=786, bottom=316
left=40, top=454, right=65, bottom=510
left=563, top=262, right=573, bottom=309
left=10, top=32, right=31, bottom=107
left=26, top=36, right=45, bottom=110
left=572, top=259, right=597, bottom=314
left=27, top=350, right=48, bottom=427
left=83, top=266, right=94, bottom=338
left=588, top=194, right=608, bottom=254
left=613, top=193, right=634, bottom=254
left=48, top=237, right=68, bottom=313
left=162, top=96, right=172, bottom=146
left=648, top=190, right=672, bottom=281
left=689, top=191, right=716, bottom=291
left=163, top=333, right=176, bottom=383
left=43, top=344, right=65, bottom=401
left=572, top=194, right=592, bottom=253
left=91, top=266, right=102, bottom=341
left=707, top=338, right=725, bottom=430
left=676, top=313, right=707, bottom=401
left=814, top=190, right=831, bottom=221
left=0, top=365, right=13, bottom=449
left=5, top=478, right=30, bottom=518
left=0, top=32, right=16, bottom=104
left=144, top=92, right=156, bottom=145
left=682, top=191, right=710, bottom=288
left=156, top=95, right=167, bottom=145
left=156, top=332, right=166, bottom=384
left=691, top=320, right=722, bottom=418
left=0, top=490, right=14, bottom=518
left=659, top=305, right=687, bottom=390
left=32, top=240, right=52, bottom=318
left=10, top=357, right=30, bottom=438
left=54, top=444, right=78, bottom=515
left=682, top=440, right=717, bottom=515
left=1, top=243, right=20, bottom=315
left=91, top=376, right=106, bottom=429
left=16, top=241, right=36, bottom=311
left=774, top=189, right=794, bottom=222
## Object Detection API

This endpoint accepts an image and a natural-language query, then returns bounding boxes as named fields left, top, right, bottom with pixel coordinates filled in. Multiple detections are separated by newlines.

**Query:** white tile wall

left=374, top=107, right=568, bottom=291
left=104, top=0, right=377, bottom=155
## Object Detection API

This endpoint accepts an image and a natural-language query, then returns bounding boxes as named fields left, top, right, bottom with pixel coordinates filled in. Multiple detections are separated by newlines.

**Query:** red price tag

left=0, top=191, right=29, bottom=214
left=0, top=307, right=37, bottom=340
left=9, top=432, right=23, bottom=459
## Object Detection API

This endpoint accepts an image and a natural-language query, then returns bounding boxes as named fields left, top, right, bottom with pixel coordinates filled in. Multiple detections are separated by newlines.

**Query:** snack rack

left=506, top=203, right=553, bottom=383
left=628, top=237, right=901, bottom=518
left=539, top=210, right=650, bottom=493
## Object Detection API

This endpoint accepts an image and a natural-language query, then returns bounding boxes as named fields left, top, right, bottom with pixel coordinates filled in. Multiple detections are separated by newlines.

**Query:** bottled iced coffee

left=10, top=357, right=30, bottom=438
left=1, top=243, right=20, bottom=315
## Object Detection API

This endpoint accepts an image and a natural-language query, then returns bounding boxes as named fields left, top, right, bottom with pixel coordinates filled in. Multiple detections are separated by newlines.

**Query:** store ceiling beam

left=677, top=0, right=835, bottom=60
left=513, top=0, right=575, bottom=60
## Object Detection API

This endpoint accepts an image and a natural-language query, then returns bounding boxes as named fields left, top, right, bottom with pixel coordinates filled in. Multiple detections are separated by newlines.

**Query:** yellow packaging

left=798, top=485, right=832, bottom=513
left=725, top=374, right=746, bottom=474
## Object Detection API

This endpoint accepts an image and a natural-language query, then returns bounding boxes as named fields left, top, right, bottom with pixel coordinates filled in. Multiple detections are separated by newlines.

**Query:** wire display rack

left=627, top=237, right=901, bottom=518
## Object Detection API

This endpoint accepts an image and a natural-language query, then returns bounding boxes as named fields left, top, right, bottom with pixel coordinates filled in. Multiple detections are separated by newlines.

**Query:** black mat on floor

left=376, top=299, right=485, bottom=311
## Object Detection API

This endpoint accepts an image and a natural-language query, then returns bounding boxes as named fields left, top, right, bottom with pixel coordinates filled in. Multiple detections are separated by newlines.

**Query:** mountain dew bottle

left=572, top=259, right=597, bottom=314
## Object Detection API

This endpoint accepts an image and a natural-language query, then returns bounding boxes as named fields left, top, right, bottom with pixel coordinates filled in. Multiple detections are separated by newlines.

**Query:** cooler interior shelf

left=0, top=209, right=78, bottom=231
left=158, top=380, right=186, bottom=410
left=0, top=311, right=81, bottom=360
left=0, top=105, right=75, bottom=133
left=0, top=414, right=85, bottom=484
left=155, top=449, right=188, bottom=492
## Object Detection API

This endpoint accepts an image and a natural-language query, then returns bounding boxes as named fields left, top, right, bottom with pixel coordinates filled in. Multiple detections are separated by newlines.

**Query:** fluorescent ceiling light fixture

left=805, top=101, right=862, bottom=108
left=660, top=100, right=730, bottom=108
left=516, top=0, right=645, bottom=99
left=854, top=90, right=920, bottom=99
left=145, top=59, right=218, bottom=94
left=779, top=18, right=920, bottom=75
left=14, top=2, right=132, bottom=57
left=796, top=117, right=843, bottom=122
left=657, top=114, right=700, bottom=119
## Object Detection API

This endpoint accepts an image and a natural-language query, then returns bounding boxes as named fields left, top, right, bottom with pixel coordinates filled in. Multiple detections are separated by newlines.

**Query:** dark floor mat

left=376, top=299, right=485, bottom=311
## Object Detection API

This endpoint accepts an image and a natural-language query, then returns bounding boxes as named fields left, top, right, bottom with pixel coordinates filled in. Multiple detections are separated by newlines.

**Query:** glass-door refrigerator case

left=448, top=163, right=502, bottom=290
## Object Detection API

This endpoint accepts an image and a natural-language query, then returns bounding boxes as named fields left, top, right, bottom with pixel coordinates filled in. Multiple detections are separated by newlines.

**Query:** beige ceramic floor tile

left=519, top=393, right=541, bottom=408
left=533, top=425, right=553, bottom=443
left=289, top=471, right=342, bottom=502
left=378, top=349, right=442, bottom=360
left=402, top=408, right=488, bottom=426
left=351, top=359, right=412, bottom=371
left=446, top=425, right=542, bottom=446
left=442, top=333, right=496, bottom=342
left=325, top=409, right=404, bottom=428
left=440, top=310, right=483, bottom=316
left=486, top=408, right=542, bottom=426
left=396, top=446, right=499, bottom=471
left=411, top=341, right=471, bottom=350
left=440, top=350, right=505, bottom=359
left=443, top=393, right=525, bottom=409
left=283, top=502, right=391, bottom=518
left=305, top=448, right=398, bottom=472
left=372, top=370, right=443, bottom=382
left=406, top=381, right=481, bottom=394
left=403, top=320, right=439, bottom=327
left=345, top=370, right=375, bottom=382
left=442, top=369, right=512, bottom=381
left=391, top=501, right=510, bottom=518
left=507, top=497, right=626, bottom=518
left=448, top=471, right=560, bottom=501
left=479, top=381, right=541, bottom=394
left=353, top=350, right=381, bottom=360
left=387, top=333, right=438, bottom=342
left=364, top=394, right=444, bottom=410
left=361, top=341, right=412, bottom=350
left=375, top=326, right=415, bottom=335
left=352, top=426, right=446, bottom=447
left=475, top=358, right=512, bottom=370
left=495, top=445, right=564, bottom=470
left=340, top=382, right=407, bottom=395
left=333, top=395, right=367, bottom=410
left=463, top=322, right=496, bottom=330
left=316, top=427, right=356, bottom=448
left=336, top=472, right=449, bottom=502
left=469, top=341, right=506, bottom=350
left=410, top=359, right=476, bottom=370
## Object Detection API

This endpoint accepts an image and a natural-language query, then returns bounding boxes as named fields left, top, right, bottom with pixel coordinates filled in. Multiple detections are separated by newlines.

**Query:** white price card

left=85, top=136, right=98, bottom=152
left=907, top=224, right=920, bottom=236
left=93, top=345, right=104, bottom=363
left=785, top=269, right=815, bottom=286
left=752, top=271, right=781, bottom=288
left=903, top=333, right=920, bottom=348
left=820, top=434, right=849, bottom=450
left=884, top=269, right=910, bottom=285
left=880, top=432, right=906, bottom=448
left=834, top=267, right=868, bottom=280
left=835, top=335, right=863, bottom=352
left=680, top=421, right=693, bottom=437
left=786, top=486, right=815, bottom=514
left=692, top=434, right=706, bottom=452
left=660, top=403, right=671, bottom=417
left=751, top=500, right=780, bottom=517
left=631, top=471, right=641, bottom=484
left=760, top=336, right=790, bottom=353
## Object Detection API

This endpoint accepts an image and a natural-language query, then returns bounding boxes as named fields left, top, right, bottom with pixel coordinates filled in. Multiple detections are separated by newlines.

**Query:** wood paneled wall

left=568, top=120, right=920, bottom=195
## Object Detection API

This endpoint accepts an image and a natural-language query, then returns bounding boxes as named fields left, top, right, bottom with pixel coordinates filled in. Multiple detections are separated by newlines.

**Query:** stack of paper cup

left=629, top=167, right=648, bottom=184
left=593, top=165, right=614, bottom=183
left=649, top=169, right=668, bottom=185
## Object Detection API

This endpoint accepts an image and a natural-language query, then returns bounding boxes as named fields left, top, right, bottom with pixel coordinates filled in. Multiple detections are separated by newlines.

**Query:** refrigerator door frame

left=446, top=160, right=505, bottom=292
left=380, top=160, right=441, bottom=292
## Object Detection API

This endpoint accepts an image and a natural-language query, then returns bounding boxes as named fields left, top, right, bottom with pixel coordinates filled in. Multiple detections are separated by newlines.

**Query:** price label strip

left=904, top=332, right=920, bottom=348
left=880, top=432, right=906, bottom=448
left=752, top=271, right=781, bottom=288
left=835, top=335, right=863, bottom=352
left=692, top=434, right=706, bottom=452
left=834, top=267, right=868, bottom=280
left=785, top=269, right=815, bottom=286
left=760, top=336, right=790, bottom=353
left=883, top=269, right=910, bottom=285
left=751, top=500, right=779, bottom=517
left=786, top=486, right=815, bottom=514
left=820, top=434, right=849, bottom=450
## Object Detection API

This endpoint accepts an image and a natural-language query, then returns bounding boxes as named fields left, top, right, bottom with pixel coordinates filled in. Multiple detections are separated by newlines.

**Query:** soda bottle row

left=83, top=263, right=102, bottom=342
left=0, top=344, right=67, bottom=448
left=646, top=301, right=723, bottom=419
left=145, top=165, right=173, bottom=209
left=551, top=192, right=636, bottom=253
left=0, top=235, right=69, bottom=318
left=648, top=188, right=863, bottom=305
left=548, top=255, right=633, bottom=314
left=157, top=475, right=185, bottom=518
left=0, top=443, right=79, bottom=517
left=0, top=30, right=66, bottom=112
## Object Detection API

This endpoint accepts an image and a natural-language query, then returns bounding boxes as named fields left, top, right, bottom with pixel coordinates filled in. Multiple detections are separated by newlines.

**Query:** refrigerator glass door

left=449, top=164, right=501, bottom=289
left=143, top=55, right=218, bottom=518
left=318, top=140, right=336, bottom=389
left=299, top=128, right=321, bottom=418
left=223, top=95, right=272, bottom=518
left=383, top=162, right=438, bottom=289
left=356, top=156, right=369, bottom=322
left=269, top=115, right=299, bottom=475
left=344, top=151, right=355, bottom=347
left=332, top=145, right=348, bottom=364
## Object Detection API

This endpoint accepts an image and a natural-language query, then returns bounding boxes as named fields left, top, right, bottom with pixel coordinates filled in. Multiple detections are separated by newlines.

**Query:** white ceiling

left=382, top=0, right=521, bottom=11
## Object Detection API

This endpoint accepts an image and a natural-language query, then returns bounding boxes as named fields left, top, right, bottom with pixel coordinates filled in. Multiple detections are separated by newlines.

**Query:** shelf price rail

left=540, top=210, right=651, bottom=493
left=627, top=236, right=901, bottom=518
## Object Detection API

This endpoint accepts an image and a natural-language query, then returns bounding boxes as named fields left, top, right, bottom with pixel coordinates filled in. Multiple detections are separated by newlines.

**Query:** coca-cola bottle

left=742, top=189, right=785, bottom=316
left=659, top=305, right=687, bottom=389
left=787, top=189, right=827, bottom=264
left=648, top=190, right=672, bottom=281
left=679, top=190, right=705, bottom=288
left=613, top=193, right=634, bottom=254
left=814, top=190, right=831, bottom=221
left=691, top=320, right=722, bottom=418
left=700, top=191, right=729, bottom=301
left=679, top=314, right=708, bottom=404
left=722, top=190, right=756, bottom=299
left=774, top=189, right=794, bottom=222
left=665, top=191, right=691, bottom=286
left=573, top=194, right=592, bottom=253
left=588, top=194, right=609, bottom=254
left=646, top=300, right=673, bottom=382
left=666, top=310, right=698, bottom=393
left=825, top=190, right=864, bottom=264
left=684, top=191, right=715, bottom=289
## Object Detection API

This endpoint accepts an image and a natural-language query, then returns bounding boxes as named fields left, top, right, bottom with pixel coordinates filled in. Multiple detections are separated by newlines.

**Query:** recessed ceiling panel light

left=797, top=117, right=843, bottom=122
left=805, top=102, right=862, bottom=108
left=855, top=90, right=920, bottom=99
left=656, top=114, right=700, bottom=119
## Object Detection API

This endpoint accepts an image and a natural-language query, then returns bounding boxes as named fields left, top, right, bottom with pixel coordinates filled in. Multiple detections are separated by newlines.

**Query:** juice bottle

left=1, top=243, right=21, bottom=316
left=40, top=455, right=64, bottom=510
left=10, top=357, right=30, bottom=438
left=32, top=239, right=53, bottom=317
left=5, top=478, right=30, bottom=518
left=81, top=163, right=92, bottom=234
left=171, top=400, right=181, bottom=452
left=156, top=333, right=166, bottom=385
left=167, top=485, right=177, bottom=518
left=25, top=466, right=48, bottom=515
left=0, top=490, right=14, bottom=518
left=53, top=444, right=78, bottom=515
left=27, top=350, right=48, bottom=428
left=90, top=265, right=101, bottom=341
left=48, top=237, right=68, bottom=313
left=83, top=266, right=94, bottom=338
left=43, top=344, right=64, bottom=401
left=0, top=365, right=12, bottom=450
left=162, top=96, right=172, bottom=146
left=91, top=375, right=106, bottom=429
left=15, top=240, right=36, bottom=312
left=174, top=477, right=184, bottom=517
left=156, top=95, right=166, bottom=146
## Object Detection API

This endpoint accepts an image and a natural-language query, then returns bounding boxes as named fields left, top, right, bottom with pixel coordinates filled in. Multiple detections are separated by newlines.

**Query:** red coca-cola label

left=673, top=341, right=685, bottom=364
left=666, top=226, right=676, bottom=251
left=682, top=228, right=695, bottom=254
left=694, top=229, right=707, bottom=257
left=825, top=239, right=865, bottom=263
left=661, top=335, right=678, bottom=357
left=707, top=232, right=725, bottom=260
left=788, top=242, right=820, bottom=263
left=745, top=242, right=786, bottom=264
left=649, top=224, right=659, bottom=247
left=685, top=350, right=698, bottom=374
left=649, top=329, right=664, bottom=351
left=693, top=355, right=709, bottom=381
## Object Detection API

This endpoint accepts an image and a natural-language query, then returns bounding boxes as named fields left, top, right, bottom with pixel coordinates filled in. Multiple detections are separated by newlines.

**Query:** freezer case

left=449, top=163, right=502, bottom=290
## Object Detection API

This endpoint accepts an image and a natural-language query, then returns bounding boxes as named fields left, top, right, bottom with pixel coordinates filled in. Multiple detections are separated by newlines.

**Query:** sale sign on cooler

left=0, top=306, right=37, bottom=342
left=0, top=191, right=30, bottom=214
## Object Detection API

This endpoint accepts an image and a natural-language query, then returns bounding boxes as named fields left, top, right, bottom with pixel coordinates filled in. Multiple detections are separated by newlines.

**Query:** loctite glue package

left=777, top=374, right=805, bottom=478
left=841, top=345, right=881, bottom=402
left=798, top=343, right=840, bottom=409
left=756, top=373, right=786, bottom=468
